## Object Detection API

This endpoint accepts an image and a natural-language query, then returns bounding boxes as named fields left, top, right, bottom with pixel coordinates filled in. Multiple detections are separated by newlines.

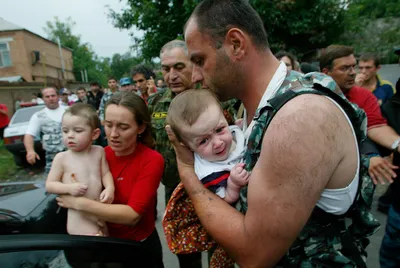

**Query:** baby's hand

left=100, top=188, right=114, bottom=204
left=230, top=163, right=250, bottom=187
left=69, top=183, right=88, bottom=196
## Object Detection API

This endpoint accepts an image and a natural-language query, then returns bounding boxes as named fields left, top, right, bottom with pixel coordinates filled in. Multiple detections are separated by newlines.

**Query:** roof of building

left=0, top=17, right=73, bottom=51
left=0, top=76, right=25, bottom=82
left=0, top=18, right=23, bottom=31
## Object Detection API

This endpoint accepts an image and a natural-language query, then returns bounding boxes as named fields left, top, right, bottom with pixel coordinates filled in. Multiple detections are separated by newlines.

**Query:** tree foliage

left=44, top=17, right=144, bottom=86
left=44, top=17, right=102, bottom=82
left=341, top=0, right=400, bottom=63
left=109, top=0, right=347, bottom=60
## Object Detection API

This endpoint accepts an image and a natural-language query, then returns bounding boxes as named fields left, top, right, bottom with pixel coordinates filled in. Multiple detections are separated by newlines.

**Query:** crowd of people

left=13, top=0, right=400, bottom=267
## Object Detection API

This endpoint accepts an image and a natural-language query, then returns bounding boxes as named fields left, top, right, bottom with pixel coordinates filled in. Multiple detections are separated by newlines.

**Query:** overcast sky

left=1, top=0, right=141, bottom=58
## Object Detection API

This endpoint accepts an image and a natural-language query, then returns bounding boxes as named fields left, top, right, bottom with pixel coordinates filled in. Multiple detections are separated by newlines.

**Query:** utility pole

left=57, top=37, right=66, bottom=79
left=84, top=69, right=88, bottom=83
left=42, top=52, right=47, bottom=88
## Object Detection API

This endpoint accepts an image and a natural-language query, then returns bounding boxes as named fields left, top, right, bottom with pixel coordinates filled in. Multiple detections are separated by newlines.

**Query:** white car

left=3, top=106, right=45, bottom=166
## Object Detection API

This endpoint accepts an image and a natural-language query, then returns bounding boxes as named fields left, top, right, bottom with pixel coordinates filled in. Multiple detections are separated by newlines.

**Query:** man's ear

left=225, top=28, right=246, bottom=60
left=92, top=128, right=101, bottom=141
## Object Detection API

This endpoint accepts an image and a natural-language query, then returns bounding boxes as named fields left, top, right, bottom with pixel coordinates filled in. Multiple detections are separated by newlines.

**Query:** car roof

left=10, top=105, right=45, bottom=125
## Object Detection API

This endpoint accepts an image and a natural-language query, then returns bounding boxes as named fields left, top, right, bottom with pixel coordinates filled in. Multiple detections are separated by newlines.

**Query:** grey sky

left=1, top=0, right=141, bottom=58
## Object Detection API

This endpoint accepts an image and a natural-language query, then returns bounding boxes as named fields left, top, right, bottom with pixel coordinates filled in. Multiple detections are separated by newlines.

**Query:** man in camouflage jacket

left=166, top=0, right=379, bottom=267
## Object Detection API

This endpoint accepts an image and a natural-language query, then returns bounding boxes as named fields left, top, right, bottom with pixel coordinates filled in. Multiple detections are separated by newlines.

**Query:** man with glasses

left=321, top=45, right=400, bottom=185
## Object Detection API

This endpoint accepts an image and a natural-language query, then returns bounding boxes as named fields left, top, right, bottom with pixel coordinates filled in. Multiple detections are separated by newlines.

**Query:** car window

left=11, top=107, right=44, bottom=124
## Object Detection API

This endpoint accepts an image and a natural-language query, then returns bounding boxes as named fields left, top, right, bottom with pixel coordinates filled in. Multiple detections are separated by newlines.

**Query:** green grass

left=0, top=140, right=19, bottom=181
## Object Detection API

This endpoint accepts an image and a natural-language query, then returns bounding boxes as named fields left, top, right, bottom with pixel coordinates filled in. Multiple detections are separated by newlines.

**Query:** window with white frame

left=0, top=43, right=12, bottom=67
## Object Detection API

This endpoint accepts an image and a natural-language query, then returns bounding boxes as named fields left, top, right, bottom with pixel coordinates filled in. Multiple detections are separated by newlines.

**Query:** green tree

left=109, top=52, right=143, bottom=79
left=109, top=0, right=347, bottom=60
left=44, top=17, right=107, bottom=84
left=341, top=0, right=400, bottom=63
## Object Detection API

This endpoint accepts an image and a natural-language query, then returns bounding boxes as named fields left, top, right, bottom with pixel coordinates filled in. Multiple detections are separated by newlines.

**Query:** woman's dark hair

left=275, top=51, right=296, bottom=68
left=131, top=65, right=156, bottom=80
left=189, top=0, right=269, bottom=49
left=105, top=92, right=155, bottom=149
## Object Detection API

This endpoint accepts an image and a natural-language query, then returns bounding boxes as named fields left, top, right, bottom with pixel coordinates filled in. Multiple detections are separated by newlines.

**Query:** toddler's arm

left=99, top=149, right=115, bottom=204
left=46, top=153, right=88, bottom=196
left=224, top=163, right=250, bottom=204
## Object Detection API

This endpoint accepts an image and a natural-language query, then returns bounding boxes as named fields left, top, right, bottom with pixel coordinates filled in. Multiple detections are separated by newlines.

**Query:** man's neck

left=363, top=75, right=378, bottom=90
left=110, top=88, right=117, bottom=93
left=238, top=50, right=280, bottom=122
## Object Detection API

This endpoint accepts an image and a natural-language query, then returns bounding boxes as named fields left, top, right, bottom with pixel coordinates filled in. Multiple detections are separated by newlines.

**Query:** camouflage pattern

left=148, top=88, right=179, bottom=188
left=36, top=109, right=65, bottom=174
left=239, top=71, right=380, bottom=267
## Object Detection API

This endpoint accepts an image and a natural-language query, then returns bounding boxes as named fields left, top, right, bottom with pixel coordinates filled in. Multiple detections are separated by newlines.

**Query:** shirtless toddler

left=46, top=103, right=114, bottom=236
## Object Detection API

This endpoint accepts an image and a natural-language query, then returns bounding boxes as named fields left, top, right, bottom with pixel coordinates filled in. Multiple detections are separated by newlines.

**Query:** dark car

left=0, top=181, right=67, bottom=235
left=3, top=106, right=46, bottom=166
left=0, top=234, right=158, bottom=267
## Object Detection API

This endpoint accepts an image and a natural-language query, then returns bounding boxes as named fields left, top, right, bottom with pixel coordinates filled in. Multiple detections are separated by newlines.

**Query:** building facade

left=0, top=18, right=75, bottom=84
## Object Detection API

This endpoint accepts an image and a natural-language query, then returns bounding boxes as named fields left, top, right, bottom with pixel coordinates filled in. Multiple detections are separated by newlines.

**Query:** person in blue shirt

left=356, top=53, right=395, bottom=105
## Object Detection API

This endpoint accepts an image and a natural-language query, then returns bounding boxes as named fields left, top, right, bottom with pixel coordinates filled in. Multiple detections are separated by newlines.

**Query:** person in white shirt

left=31, top=93, right=44, bottom=105
left=24, top=87, right=67, bottom=174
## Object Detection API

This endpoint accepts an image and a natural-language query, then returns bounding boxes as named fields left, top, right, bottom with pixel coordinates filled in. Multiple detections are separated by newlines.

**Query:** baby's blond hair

left=63, top=103, right=100, bottom=130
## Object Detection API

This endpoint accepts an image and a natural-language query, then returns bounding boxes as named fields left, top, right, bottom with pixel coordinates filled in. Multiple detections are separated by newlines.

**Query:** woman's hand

left=165, top=125, right=195, bottom=177
left=56, top=195, right=81, bottom=210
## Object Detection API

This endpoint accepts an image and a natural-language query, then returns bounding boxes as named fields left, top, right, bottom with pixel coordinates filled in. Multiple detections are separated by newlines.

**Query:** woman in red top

left=57, top=92, right=165, bottom=267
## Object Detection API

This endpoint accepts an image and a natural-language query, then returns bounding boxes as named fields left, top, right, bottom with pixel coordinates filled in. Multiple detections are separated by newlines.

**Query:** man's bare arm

left=23, top=134, right=35, bottom=154
left=368, top=125, right=400, bottom=151
left=179, top=95, right=345, bottom=267
left=24, top=134, right=40, bottom=165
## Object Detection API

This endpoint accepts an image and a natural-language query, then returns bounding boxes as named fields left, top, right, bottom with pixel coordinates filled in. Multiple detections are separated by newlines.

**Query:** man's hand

left=355, top=73, right=367, bottom=86
left=147, top=76, right=157, bottom=95
left=369, top=156, right=398, bottom=185
left=230, top=163, right=250, bottom=187
left=165, top=125, right=195, bottom=177
left=100, top=188, right=114, bottom=204
left=26, top=151, right=40, bottom=165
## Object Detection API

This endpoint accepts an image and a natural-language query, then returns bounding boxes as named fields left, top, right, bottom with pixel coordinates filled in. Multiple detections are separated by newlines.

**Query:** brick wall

left=0, top=30, right=75, bottom=82
left=0, top=31, right=31, bottom=81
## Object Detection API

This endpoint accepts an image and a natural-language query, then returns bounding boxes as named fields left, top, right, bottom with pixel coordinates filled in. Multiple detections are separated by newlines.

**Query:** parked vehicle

left=0, top=181, right=67, bottom=235
left=3, top=105, right=45, bottom=166
left=0, top=234, right=154, bottom=267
